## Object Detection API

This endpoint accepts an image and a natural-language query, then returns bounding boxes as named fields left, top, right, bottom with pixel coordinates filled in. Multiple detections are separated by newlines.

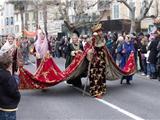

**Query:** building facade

left=0, top=1, right=14, bottom=36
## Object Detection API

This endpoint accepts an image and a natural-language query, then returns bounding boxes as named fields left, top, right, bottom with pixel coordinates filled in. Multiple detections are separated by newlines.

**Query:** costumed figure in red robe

left=87, top=24, right=107, bottom=98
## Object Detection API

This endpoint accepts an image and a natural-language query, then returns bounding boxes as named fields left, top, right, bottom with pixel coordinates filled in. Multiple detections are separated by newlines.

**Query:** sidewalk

left=136, top=72, right=159, bottom=81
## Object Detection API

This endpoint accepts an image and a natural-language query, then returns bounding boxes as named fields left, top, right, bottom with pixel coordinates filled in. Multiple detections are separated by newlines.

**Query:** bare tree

left=42, top=3, right=48, bottom=36
left=9, top=1, right=26, bottom=31
left=32, top=0, right=40, bottom=28
left=57, top=0, right=113, bottom=31
left=117, top=0, right=159, bottom=33
left=32, top=0, right=57, bottom=35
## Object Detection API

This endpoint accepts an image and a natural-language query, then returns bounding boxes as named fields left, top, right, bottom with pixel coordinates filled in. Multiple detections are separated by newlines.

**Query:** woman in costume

left=34, top=31, right=48, bottom=69
left=119, top=35, right=135, bottom=84
left=0, top=34, right=23, bottom=75
left=87, top=24, right=107, bottom=98
left=65, top=31, right=83, bottom=88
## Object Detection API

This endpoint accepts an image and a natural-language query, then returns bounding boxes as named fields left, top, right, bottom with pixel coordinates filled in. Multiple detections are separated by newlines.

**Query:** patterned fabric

left=89, top=47, right=106, bottom=97
left=19, top=49, right=89, bottom=89
left=19, top=46, right=136, bottom=89
left=0, top=111, right=16, bottom=120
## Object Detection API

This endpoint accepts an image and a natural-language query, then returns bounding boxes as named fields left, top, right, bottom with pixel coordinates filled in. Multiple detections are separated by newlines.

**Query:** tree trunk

left=64, top=21, right=75, bottom=32
left=25, top=12, right=28, bottom=30
left=35, top=7, right=39, bottom=28
left=20, top=11, right=24, bottom=33
left=43, top=4, right=48, bottom=37
left=130, top=20, right=136, bottom=33
left=135, top=21, right=141, bottom=33
left=130, top=20, right=141, bottom=33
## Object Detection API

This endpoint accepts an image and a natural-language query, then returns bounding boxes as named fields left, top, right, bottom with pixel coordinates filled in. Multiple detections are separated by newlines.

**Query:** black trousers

left=67, top=77, right=82, bottom=87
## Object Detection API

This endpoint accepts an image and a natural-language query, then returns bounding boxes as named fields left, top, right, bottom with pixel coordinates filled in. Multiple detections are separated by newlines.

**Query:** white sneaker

left=64, top=81, right=73, bottom=87
left=141, top=73, right=146, bottom=76
left=146, top=75, right=150, bottom=78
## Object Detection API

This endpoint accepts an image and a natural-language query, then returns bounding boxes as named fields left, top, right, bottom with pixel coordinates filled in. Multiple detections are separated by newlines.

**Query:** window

left=15, top=25, right=19, bottom=32
left=11, top=27, right=14, bottom=33
left=11, top=17, right=14, bottom=25
left=25, top=13, right=29, bottom=21
left=39, top=12, right=43, bottom=20
left=6, top=28, right=9, bottom=34
left=113, top=4, right=119, bottom=19
left=2, top=29, right=4, bottom=34
left=33, top=12, right=36, bottom=20
left=6, top=17, right=9, bottom=25
left=32, top=23, right=36, bottom=27
left=16, top=14, right=18, bottom=21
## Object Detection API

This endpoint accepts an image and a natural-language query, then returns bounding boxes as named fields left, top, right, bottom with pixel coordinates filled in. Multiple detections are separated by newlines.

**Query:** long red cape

left=19, top=47, right=136, bottom=89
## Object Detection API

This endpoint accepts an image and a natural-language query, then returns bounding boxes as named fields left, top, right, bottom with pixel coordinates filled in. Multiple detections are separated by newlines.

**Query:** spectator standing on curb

left=0, top=53, right=21, bottom=120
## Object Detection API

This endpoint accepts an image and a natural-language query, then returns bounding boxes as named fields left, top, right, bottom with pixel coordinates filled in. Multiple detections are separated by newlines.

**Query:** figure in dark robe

left=65, top=31, right=83, bottom=88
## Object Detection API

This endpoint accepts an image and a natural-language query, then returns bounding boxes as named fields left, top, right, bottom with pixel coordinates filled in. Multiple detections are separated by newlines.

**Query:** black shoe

left=126, top=80, right=131, bottom=85
left=150, top=73, right=157, bottom=79
left=150, top=76, right=157, bottom=79
left=120, top=78, right=123, bottom=84
left=41, top=88, right=48, bottom=92
left=73, top=84, right=82, bottom=88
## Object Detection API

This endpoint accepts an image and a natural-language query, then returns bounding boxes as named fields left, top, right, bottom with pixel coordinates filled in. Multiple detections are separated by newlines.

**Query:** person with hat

left=87, top=23, right=107, bottom=98
left=65, top=30, right=83, bottom=88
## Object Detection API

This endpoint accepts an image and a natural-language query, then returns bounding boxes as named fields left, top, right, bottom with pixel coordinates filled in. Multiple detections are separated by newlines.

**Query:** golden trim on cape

left=91, top=23, right=102, bottom=32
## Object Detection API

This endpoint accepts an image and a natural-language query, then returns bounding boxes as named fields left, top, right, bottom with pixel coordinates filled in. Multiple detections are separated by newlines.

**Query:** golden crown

left=91, top=23, right=102, bottom=32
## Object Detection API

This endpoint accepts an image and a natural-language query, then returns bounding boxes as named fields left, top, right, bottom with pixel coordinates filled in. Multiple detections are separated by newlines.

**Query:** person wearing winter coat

left=148, top=32, right=159, bottom=79
left=0, top=53, right=21, bottom=120
left=157, top=40, right=160, bottom=81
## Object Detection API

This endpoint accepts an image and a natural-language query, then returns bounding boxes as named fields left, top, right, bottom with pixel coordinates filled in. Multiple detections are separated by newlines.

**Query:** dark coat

left=0, top=68, right=20, bottom=109
left=65, top=43, right=83, bottom=68
left=148, top=38, right=160, bottom=64
left=157, top=41, right=160, bottom=65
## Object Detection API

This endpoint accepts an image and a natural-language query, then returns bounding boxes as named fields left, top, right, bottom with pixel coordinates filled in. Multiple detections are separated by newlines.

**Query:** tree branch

left=117, top=0, right=133, bottom=12
left=138, top=0, right=153, bottom=21
left=154, top=0, right=159, bottom=18
left=87, top=0, right=100, bottom=9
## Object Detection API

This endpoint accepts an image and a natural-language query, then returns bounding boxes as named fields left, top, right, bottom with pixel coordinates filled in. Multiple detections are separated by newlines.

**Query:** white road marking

left=73, top=85, right=145, bottom=120
left=96, top=99, right=145, bottom=120
left=26, top=60, right=145, bottom=120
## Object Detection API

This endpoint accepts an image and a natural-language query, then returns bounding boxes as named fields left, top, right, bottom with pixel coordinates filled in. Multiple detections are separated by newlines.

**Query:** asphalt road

left=17, top=57, right=160, bottom=120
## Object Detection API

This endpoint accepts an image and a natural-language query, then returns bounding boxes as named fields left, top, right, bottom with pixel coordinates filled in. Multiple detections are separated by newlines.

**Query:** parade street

left=17, top=58, right=160, bottom=120
left=17, top=57, right=160, bottom=120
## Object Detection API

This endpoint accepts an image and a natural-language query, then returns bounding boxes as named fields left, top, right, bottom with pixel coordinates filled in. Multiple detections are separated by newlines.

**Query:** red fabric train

left=19, top=47, right=136, bottom=89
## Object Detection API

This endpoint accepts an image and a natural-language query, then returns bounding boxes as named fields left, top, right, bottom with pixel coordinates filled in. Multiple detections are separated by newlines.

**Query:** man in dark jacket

left=148, top=32, right=160, bottom=79
left=157, top=40, right=160, bottom=81
left=0, top=53, right=21, bottom=120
